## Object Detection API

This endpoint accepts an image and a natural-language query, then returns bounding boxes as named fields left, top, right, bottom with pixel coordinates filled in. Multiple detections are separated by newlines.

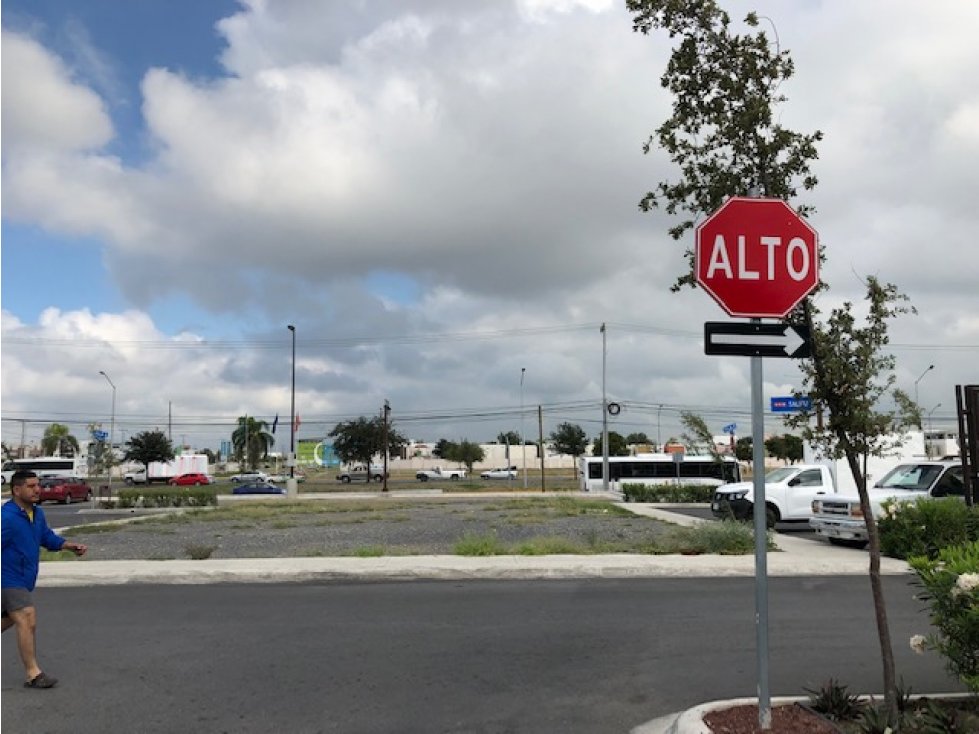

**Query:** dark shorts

left=2, top=587, right=34, bottom=617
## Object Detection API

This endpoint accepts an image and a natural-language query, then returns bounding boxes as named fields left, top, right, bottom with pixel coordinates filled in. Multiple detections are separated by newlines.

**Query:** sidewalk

left=40, top=503, right=910, bottom=587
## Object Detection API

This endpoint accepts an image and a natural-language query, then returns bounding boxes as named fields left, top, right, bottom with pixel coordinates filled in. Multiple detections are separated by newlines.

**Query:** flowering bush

left=909, top=540, right=979, bottom=693
left=878, top=497, right=979, bottom=560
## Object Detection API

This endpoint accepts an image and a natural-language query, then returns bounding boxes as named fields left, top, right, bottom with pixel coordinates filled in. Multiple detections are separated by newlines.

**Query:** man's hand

left=63, top=542, right=88, bottom=557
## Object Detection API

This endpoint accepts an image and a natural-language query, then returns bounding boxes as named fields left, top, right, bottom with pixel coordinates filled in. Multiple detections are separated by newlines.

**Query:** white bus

left=1, top=456, right=84, bottom=484
left=578, top=454, right=741, bottom=493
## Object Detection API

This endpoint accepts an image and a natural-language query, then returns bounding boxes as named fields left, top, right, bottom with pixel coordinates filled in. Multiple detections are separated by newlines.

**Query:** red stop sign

left=695, top=197, right=819, bottom=318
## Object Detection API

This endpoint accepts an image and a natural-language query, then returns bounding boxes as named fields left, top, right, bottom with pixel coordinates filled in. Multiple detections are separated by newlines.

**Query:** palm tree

left=41, top=423, right=80, bottom=457
left=231, top=416, right=274, bottom=470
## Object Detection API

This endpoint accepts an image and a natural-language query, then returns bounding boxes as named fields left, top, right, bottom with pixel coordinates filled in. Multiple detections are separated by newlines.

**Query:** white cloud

left=0, top=30, right=113, bottom=154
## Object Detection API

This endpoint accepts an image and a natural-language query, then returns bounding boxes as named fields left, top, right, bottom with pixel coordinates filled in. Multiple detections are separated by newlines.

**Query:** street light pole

left=927, top=403, right=942, bottom=456
left=99, top=371, right=116, bottom=498
left=601, top=323, right=608, bottom=494
left=287, top=325, right=297, bottom=497
left=914, top=364, right=934, bottom=414
left=521, top=368, right=527, bottom=490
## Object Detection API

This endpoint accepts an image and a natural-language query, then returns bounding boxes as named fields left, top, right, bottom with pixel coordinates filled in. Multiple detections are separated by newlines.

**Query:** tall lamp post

left=601, top=323, right=608, bottom=493
left=287, top=325, right=297, bottom=496
left=914, top=364, right=934, bottom=414
left=98, top=371, right=116, bottom=497
left=927, top=403, right=942, bottom=456
left=520, top=368, right=527, bottom=490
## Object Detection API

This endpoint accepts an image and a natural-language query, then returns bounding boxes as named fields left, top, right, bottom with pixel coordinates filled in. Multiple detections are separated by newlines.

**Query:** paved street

left=2, top=577, right=960, bottom=734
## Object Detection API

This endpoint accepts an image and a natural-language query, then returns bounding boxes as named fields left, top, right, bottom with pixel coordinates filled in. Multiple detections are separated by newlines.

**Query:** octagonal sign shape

left=695, top=197, right=819, bottom=318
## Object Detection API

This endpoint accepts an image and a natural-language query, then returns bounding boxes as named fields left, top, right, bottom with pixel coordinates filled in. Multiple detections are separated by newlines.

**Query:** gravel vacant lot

left=59, top=497, right=682, bottom=560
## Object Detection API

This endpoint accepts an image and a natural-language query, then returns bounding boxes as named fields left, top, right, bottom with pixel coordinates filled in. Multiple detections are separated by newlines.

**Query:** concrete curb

left=631, top=693, right=977, bottom=733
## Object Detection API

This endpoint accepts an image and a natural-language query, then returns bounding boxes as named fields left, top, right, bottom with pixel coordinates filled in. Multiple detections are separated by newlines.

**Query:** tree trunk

left=842, top=445, right=898, bottom=725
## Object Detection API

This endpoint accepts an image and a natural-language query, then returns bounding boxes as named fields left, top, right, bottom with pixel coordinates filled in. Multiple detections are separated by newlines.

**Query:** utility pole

left=601, top=323, right=609, bottom=493
left=287, top=324, right=297, bottom=497
left=521, top=368, right=527, bottom=490
left=538, top=404, right=545, bottom=493
left=382, top=400, right=390, bottom=493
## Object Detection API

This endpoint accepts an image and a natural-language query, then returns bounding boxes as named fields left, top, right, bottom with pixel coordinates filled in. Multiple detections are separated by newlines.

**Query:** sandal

left=24, top=672, right=58, bottom=689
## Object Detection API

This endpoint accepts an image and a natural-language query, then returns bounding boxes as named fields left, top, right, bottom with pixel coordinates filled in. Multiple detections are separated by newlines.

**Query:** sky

left=2, top=0, right=977, bottom=455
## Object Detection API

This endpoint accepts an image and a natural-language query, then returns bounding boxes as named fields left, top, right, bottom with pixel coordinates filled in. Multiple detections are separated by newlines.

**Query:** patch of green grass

left=454, top=533, right=507, bottom=556
left=515, top=536, right=584, bottom=555
left=62, top=524, right=125, bottom=536
left=659, top=520, right=768, bottom=555
left=352, top=546, right=386, bottom=557
left=40, top=549, right=79, bottom=562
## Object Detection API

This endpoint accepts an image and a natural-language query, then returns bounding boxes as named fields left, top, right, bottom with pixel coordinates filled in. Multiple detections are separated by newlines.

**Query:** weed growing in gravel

left=455, top=533, right=507, bottom=556
left=185, top=544, right=217, bottom=560
left=661, top=519, right=768, bottom=555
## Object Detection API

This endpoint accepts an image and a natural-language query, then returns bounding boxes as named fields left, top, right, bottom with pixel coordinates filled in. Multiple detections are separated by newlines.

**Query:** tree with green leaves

left=625, top=432, right=652, bottom=446
left=734, top=437, right=753, bottom=463
left=432, top=438, right=455, bottom=459
left=41, top=423, right=80, bottom=457
left=629, top=1, right=910, bottom=721
left=328, top=416, right=407, bottom=477
left=124, top=430, right=175, bottom=469
left=496, top=431, right=521, bottom=447
left=231, top=416, right=274, bottom=470
left=549, top=423, right=588, bottom=458
left=680, top=412, right=722, bottom=460
left=591, top=431, right=630, bottom=457
left=445, top=440, right=484, bottom=475
left=765, top=434, right=804, bottom=464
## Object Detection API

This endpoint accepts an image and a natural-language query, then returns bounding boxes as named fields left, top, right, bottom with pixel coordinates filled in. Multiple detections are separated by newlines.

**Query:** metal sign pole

left=750, top=348, right=771, bottom=729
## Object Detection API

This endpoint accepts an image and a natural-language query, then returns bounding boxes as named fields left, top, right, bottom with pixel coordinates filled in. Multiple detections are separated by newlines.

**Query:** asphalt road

left=1, top=577, right=959, bottom=734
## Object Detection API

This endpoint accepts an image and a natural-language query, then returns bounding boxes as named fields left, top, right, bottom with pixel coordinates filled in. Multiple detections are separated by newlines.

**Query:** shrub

left=908, top=540, right=979, bottom=693
left=184, top=544, right=217, bottom=560
left=878, top=498, right=979, bottom=560
left=117, top=487, right=218, bottom=509
left=621, top=483, right=717, bottom=503
left=662, top=519, right=764, bottom=555
left=805, top=678, right=864, bottom=721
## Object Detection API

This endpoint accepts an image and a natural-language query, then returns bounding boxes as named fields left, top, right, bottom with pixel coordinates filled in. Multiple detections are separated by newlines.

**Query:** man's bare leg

left=7, top=606, right=42, bottom=681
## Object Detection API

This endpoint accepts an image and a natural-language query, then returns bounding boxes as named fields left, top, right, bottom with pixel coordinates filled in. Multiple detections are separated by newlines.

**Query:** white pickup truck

left=711, top=464, right=837, bottom=529
left=809, top=460, right=965, bottom=548
left=416, top=467, right=467, bottom=482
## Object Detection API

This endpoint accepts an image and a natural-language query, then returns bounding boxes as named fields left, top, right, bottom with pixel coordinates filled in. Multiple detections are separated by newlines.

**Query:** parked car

left=169, top=473, right=211, bottom=486
left=481, top=466, right=518, bottom=480
left=38, top=477, right=92, bottom=504
left=232, top=482, right=285, bottom=495
left=229, top=471, right=270, bottom=484
left=416, top=467, right=466, bottom=481
left=336, top=465, right=388, bottom=483
left=810, top=460, right=965, bottom=547
left=267, top=471, right=306, bottom=483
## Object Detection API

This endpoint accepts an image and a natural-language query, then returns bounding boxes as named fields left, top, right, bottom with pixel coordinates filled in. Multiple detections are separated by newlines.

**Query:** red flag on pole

left=294, top=415, right=301, bottom=433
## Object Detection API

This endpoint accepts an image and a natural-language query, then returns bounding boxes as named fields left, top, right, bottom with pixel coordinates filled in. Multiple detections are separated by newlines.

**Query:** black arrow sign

left=705, top=322, right=812, bottom=358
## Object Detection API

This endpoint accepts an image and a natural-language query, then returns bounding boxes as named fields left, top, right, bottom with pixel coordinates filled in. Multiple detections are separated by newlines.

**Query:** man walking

left=2, top=470, right=87, bottom=688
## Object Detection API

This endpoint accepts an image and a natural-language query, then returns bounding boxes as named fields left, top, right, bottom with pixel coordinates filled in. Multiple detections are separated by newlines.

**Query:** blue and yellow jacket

left=1, top=499, right=65, bottom=591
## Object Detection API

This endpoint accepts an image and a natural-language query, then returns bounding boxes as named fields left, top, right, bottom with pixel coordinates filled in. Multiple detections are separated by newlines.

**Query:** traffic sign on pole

left=695, top=197, right=819, bottom=318
left=704, top=321, right=811, bottom=358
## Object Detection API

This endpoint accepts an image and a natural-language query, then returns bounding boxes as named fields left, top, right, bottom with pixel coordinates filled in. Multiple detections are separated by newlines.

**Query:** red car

left=38, top=477, right=92, bottom=504
left=168, top=473, right=211, bottom=487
